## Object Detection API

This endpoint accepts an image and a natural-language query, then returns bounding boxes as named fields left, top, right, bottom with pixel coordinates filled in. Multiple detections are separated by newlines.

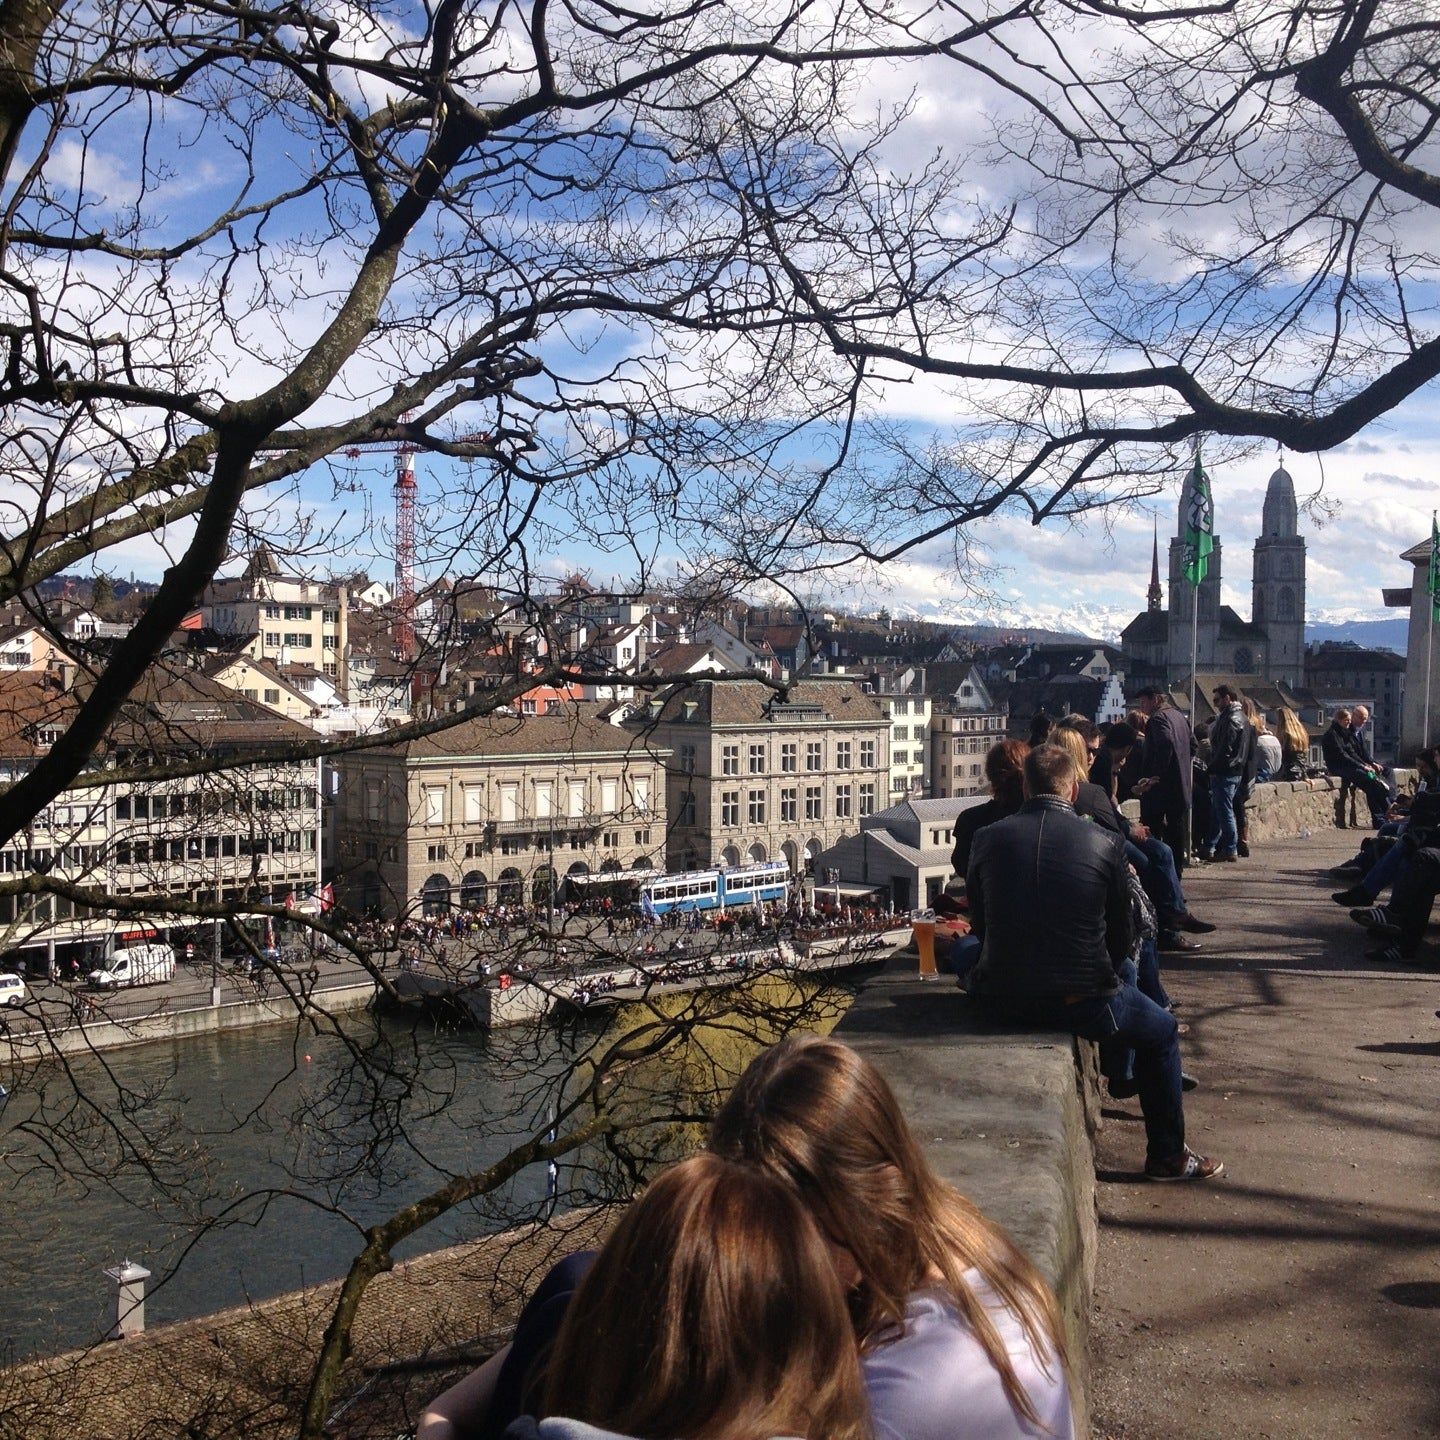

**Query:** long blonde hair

left=540, top=1152, right=870, bottom=1440
left=709, top=1035, right=1068, bottom=1428
left=1275, top=705, right=1309, bottom=756
left=1049, top=725, right=1090, bottom=781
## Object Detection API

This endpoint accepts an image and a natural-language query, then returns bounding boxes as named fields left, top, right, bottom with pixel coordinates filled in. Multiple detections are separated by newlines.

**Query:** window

left=601, top=777, right=619, bottom=813
left=721, top=744, right=740, bottom=776
left=780, top=787, right=797, bottom=822
left=835, top=784, right=852, bottom=819
left=568, top=780, right=586, bottom=818
left=805, top=741, right=823, bottom=771
left=323, top=607, right=339, bottom=623
left=115, top=796, right=131, bottom=820
left=323, top=662, right=338, bottom=676
left=499, top=783, right=520, bottom=822
left=422, top=786, right=444, bottom=825
left=323, top=636, right=337, bottom=650
left=632, top=776, right=652, bottom=813
left=265, top=630, right=281, bottom=646
left=264, top=604, right=281, bottom=619
left=282, top=632, right=313, bottom=648
left=283, top=605, right=312, bottom=621
left=602, top=830, right=620, bottom=849
left=520, top=698, right=537, bottom=714
left=721, top=791, right=740, bottom=827
left=634, top=829, right=650, bottom=846
left=464, top=787, right=483, bottom=823
left=781, top=741, right=798, bottom=772
left=364, top=841, right=379, bottom=860
left=859, top=782, right=876, bottom=816
left=263, top=688, right=281, bottom=704
left=748, top=789, right=766, bottom=824
left=678, top=743, right=696, bottom=774
left=748, top=744, right=765, bottom=774
left=678, top=790, right=696, bottom=826
left=427, top=843, right=447, bottom=862
left=535, top=780, right=554, bottom=818
left=836, top=740, right=852, bottom=769
left=804, top=785, right=822, bottom=820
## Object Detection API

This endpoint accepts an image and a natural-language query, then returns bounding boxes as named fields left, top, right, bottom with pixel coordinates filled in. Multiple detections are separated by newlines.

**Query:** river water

left=0, top=1013, right=568, bottom=1362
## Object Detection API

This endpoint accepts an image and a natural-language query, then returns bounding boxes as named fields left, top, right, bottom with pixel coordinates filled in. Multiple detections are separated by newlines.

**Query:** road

left=1090, top=828, right=1440, bottom=1439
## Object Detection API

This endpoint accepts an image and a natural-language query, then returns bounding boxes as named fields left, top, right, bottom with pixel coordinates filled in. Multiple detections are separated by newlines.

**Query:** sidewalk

left=1091, top=828, right=1440, bottom=1438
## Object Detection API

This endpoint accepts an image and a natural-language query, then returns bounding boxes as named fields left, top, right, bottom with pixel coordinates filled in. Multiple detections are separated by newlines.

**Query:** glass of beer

left=911, top=907, right=937, bottom=980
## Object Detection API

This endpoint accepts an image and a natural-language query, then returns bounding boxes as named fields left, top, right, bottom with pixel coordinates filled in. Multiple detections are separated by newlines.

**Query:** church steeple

left=1147, top=518, right=1163, bottom=612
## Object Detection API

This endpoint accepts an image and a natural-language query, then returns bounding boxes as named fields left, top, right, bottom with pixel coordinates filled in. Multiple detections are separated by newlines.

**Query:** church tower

left=1168, top=466, right=1223, bottom=676
left=1252, top=460, right=1306, bottom=688
left=1147, top=519, right=1163, bottom=612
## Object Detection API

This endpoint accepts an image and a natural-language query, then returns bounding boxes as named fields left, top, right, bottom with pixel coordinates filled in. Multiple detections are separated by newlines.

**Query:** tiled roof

left=635, top=677, right=888, bottom=728
left=390, top=704, right=667, bottom=760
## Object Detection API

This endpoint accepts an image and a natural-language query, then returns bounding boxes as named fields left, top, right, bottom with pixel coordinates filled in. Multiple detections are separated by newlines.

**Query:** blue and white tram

left=639, top=860, right=790, bottom=916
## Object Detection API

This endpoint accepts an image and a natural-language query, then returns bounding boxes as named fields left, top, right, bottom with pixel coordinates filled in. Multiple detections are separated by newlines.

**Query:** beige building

left=203, top=546, right=350, bottom=692
left=333, top=705, right=669, bottom=916
left=928, top=667, right=1009, bottom=799
left=624, top=677, right=891, bottom=876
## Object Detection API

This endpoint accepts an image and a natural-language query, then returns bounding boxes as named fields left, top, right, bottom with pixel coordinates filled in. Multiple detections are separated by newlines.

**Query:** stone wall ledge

left=837, top=962, right=1099, bottom=1438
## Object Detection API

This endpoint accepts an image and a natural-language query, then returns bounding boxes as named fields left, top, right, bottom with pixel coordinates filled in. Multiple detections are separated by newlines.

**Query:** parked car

left=0, top=972, right=27, bottom=1006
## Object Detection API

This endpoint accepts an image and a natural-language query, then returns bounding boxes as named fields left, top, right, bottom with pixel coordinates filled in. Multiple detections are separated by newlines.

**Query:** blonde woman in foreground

left=709, top=1034, right=1073, bottom=1439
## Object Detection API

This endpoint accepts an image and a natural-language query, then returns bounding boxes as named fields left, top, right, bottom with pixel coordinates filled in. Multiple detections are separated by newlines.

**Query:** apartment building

left=333, top=705, right=669, bottom=917
left=0, top=669, right=323, bottom=969
left=881, top=690, right=932, bottom=799
left=203, top=546, right=350, bottom=692
left=927, top=667, right=1010, bottom=799
left=624, top=677, right=891, bottom=875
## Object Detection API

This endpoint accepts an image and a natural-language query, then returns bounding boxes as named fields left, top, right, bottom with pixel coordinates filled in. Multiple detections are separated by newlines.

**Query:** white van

left=0, top=971, right=26, bottom=1006
left=89, top=944, right=174, bottom=990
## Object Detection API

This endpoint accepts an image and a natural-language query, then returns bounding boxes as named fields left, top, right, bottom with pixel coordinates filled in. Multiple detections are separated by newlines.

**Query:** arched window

left=1279, top=552, right=1293, bottom=579
left=1253, top=590, right=1265, bottom=624
left=421, top=873, right=451, bottom=917
left=460, top=871, right=488, bottom=908
left=747, top=843, right=767, bottom=863
left=498, top=867, right=524, bottom=904
left=721, top=845, right=742, bottom=867
left=1277, top=587, right=1296, bottom=621
left=532, top=866, right=555, bottom=907
left=1233, top=647, right=1254, bottom=674
left=781, top=841, right=801, bottom=873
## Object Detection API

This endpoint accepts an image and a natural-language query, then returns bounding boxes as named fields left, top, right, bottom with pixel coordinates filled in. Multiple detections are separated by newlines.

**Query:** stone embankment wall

left=1120, top=770, right=1417, bottom=842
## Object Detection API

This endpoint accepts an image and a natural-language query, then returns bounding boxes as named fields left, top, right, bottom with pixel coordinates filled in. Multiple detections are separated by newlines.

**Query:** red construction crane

left=344, top=423, right=421, bottom=660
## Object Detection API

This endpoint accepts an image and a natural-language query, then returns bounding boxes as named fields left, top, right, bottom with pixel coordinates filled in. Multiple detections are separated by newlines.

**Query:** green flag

left=1182, top=453, right=1214, bottom=587
left=1429, top=512, right=1440, bottom=622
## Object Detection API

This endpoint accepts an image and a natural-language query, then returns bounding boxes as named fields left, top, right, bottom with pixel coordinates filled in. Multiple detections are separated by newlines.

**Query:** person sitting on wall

left=1322, top=707, right=1392, bottom=828
left=965, top=743, right=1223, bottom=1183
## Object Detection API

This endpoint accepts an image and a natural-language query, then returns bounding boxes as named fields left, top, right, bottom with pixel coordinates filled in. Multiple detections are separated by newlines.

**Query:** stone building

left=624, top=677, right=891, bottom=876
left=1120, top=462, right=1305, bottom=688
left=1304, top=643, right=1407, bottom=761
left=333, top=705, right=668, bottom=917
left=1383, top=536, right=1440, bottom=755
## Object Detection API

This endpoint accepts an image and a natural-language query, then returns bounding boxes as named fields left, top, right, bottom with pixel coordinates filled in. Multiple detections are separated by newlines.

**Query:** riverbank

left=0, top=980, right=379, bottom=1062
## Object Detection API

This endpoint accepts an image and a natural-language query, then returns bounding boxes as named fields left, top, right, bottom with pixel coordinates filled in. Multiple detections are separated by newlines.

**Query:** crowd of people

left=419, top=1035, right=1075, bottom=1440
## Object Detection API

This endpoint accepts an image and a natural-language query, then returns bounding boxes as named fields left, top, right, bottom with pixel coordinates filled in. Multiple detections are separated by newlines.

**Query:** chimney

left=105, top=1259, right=151, bottom=1339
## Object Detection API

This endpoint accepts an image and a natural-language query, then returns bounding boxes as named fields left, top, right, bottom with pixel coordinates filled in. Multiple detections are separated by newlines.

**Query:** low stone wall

left=0, top=982, right=378, bottom=1063
left=837, top=964, right=1099, bottom=1437
left=1120, top=768, right=1416, bottom=843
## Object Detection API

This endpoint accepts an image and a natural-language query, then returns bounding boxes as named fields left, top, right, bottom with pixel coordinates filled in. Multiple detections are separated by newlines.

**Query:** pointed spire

left=1147, top=516, right=1163, bottom=612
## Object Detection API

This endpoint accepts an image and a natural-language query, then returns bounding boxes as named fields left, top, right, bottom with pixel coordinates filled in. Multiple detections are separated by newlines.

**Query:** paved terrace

left=1092, top=827, right=1440, bottom=1439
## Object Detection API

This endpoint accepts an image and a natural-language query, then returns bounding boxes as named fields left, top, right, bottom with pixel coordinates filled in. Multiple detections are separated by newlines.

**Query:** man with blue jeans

left=966, top=743, right=1223, bottom=1182
left=1204, top=685, right=1250, bottom=862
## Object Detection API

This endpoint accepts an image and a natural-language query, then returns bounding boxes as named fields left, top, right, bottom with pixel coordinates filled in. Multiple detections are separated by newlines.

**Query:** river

left=0, top=1012, right=568, bottom=1362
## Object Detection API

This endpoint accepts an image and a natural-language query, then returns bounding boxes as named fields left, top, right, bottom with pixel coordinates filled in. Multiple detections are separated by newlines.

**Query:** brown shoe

left=1145, top=1147, right=1224, bottom=1183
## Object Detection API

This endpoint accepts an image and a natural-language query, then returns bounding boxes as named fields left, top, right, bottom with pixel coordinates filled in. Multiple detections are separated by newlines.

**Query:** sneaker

left=1365, top=943, right=1406, bottom=966
left=1332, top=885, right=1370, bottom=907
left=1237, top=841, right=1250, bottom=858
left=1177, top=913, right=1216, bottom=934
left=1107, top=1078, right=1139, bottom=1100
left=1145, top=1147, right=1224, bottom=1182
left=1181, top=1071, right=1198, bottom=1091
left=1215, top=852, right=1239, bottom=863
left=1349, top=906, right=1399, bottom=937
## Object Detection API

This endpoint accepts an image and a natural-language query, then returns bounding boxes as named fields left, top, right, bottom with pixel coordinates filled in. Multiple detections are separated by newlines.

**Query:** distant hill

left=1305, top=619, right=1408, bottom=654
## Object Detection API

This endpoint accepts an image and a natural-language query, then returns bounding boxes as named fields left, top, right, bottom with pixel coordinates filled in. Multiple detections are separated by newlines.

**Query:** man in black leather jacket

left=966, top=744, right=1223, bottom=1183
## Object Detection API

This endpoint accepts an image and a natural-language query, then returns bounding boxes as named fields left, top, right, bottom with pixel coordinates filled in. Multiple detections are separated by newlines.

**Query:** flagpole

left=1427, top=509, right=1436, bottom=748
left=1189, top=586, right=1198, bottom=861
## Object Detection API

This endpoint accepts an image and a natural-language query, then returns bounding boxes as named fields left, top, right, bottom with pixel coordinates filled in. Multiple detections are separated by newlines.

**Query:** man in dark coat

left=1322, top=706, right=1391, bottom=826
left=966, top=744, right=1222, bottom=1182
left=1135, top=687, right=1194, bottom=871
